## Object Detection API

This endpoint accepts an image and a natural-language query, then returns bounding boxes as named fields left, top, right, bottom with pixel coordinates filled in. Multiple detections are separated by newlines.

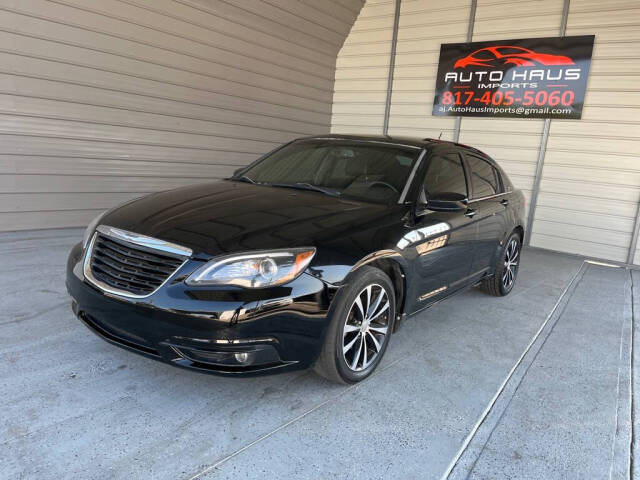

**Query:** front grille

left=89, top=233, right=184, bottom=296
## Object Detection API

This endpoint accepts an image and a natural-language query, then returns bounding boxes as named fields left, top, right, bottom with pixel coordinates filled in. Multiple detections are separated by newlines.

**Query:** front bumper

left=66, top=243, right=333, bottom=376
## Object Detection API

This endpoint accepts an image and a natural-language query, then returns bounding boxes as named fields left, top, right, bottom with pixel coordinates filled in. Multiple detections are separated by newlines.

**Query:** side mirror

left=423, top=192, right=467, bottom=213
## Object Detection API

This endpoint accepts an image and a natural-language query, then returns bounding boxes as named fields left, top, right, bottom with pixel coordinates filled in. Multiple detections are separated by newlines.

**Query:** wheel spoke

left=343, top=333, right=360, bottom=354
left=353, top=296, right=365, bottom=320
left=361, top=335, right=369, bottom=369
left=350, top=335, right=363, bottom=370
left=343, top=323, right=360, bottom=336
left=369, top=324, right=388, bottom=335
left=367, top=331, right=382, bottom=352
left=365, top=285, right=372, bottom=314
left=367, top=288, right=385, bottom=320
left=368, top=301, right=389, bottom=321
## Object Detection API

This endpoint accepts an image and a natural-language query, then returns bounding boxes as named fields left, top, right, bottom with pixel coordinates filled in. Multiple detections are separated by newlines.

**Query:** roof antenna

left=438, top=131, right=443, bottom=140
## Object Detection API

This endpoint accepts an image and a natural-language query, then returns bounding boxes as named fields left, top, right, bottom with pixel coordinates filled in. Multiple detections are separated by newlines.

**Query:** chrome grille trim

left=96, top=225, right=193, bottom=257
left=83, top=225, right=191, bottom=299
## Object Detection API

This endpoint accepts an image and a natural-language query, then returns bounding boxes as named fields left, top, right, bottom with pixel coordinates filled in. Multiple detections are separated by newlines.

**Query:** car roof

left=298, top=134, right=490, bottom=158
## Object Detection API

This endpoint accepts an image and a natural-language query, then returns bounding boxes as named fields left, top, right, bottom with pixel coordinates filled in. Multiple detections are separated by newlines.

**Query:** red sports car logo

left=454, top=45, right=574, bottom=68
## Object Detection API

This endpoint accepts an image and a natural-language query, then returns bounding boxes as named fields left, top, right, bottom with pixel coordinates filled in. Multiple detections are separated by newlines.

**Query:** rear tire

left=482, top=232, right=521, bottom=296
left=313, top=266, right=395, bottom=384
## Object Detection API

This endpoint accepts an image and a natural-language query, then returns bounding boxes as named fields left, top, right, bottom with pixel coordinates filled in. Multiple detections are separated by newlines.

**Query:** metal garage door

left=332, top=0, right=640, bottom=265
left=0, top=0, right=363, bottom=231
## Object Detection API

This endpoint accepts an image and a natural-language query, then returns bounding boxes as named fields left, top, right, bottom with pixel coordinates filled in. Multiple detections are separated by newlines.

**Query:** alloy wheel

left=502, top=238, right=519, bottom=289
left=342, top=284, right=390, bottom=372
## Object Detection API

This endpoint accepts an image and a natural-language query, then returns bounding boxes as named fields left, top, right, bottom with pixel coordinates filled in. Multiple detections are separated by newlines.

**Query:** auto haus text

left=444, top=67, right=582, bottom=89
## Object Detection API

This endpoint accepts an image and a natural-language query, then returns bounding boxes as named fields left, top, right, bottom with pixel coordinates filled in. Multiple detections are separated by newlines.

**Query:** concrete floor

left=1, top=228, right=636, bottom=479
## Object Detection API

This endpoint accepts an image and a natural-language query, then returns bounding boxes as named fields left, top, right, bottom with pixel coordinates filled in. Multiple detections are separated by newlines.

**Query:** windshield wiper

left=230, top=175, right=255, bottom=184
left=270, top=182, right=341, bottom=197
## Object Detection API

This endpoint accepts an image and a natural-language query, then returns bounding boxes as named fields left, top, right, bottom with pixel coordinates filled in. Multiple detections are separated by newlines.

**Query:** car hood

left=101, top=180, right=394, bottom=257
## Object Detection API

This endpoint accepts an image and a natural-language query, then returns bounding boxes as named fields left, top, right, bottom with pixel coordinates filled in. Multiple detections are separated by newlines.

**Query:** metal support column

left=524, top=0, right=570, bottom=246
left=452, top=0, right=477, bottom=143
left=382, top=0, right=401, bottom=136
left=628, top=204, right=640, bottom=264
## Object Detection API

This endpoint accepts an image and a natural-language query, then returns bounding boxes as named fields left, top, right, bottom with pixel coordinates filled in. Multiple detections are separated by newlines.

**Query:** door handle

left=464, top=208, right=476, bottom=218
left=500, top=199, right=509, bottom=207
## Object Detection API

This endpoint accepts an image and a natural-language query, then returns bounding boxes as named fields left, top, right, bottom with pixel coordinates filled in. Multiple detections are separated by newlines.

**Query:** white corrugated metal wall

left=332, top=0, right=640, bottom=265
left=0, top=0, right=363, bottom=231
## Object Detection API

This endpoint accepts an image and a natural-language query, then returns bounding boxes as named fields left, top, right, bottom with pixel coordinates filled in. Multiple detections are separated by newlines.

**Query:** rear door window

left=466, top=155, right=502, bottom=198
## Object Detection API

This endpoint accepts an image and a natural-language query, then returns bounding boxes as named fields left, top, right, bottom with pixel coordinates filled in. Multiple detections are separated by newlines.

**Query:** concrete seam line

left=440, top=260, right=587, bottom=480
left=630, top=269, right=636, bottom=477
left=607, top=268, right=633, bottom=480
left=186, top=357, right=403, bottom=480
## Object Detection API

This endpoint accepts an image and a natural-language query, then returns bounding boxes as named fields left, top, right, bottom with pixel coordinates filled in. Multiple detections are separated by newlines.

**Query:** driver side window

left=422, top=153, right=468, bottom=200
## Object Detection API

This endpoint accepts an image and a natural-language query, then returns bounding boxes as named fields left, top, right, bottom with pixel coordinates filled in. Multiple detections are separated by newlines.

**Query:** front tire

left=313, top=266, right=395, bottom=384
left=482, top=232, right=521, bottom=296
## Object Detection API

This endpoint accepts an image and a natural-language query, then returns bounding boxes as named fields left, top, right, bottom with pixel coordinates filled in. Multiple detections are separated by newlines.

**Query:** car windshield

left=233, top=140, right=421, bottom=203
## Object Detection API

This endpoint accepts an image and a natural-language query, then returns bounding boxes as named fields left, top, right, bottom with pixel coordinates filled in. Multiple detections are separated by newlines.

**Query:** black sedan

left=66, top=135, right=525, bottom=383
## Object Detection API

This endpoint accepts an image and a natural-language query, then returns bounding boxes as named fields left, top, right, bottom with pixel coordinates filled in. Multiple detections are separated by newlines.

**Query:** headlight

left=186, top=248, right=316, bottom=288
left=82, top=210, right=107, bottom=249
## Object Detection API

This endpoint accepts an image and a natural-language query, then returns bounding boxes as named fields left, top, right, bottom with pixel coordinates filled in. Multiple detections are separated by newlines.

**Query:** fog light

left=235, top=352, right=251, bottom=364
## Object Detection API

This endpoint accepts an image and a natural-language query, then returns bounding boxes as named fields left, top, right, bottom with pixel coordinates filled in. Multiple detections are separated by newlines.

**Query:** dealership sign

left=432, top=35, right=595, bottom=119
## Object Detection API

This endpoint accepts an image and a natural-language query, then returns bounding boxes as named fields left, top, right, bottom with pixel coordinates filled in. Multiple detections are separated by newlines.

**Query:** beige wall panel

left=0, top=7, right=333, bottom=92
left=336, top=40, right=392, bottom=56
left=0, top=53, right=330, bottom=126
left=546, top=136, right=640, bottom=156
left=333, top=103, right=388, bottom=115
left=332, top=0, right=393, bottom=135
left=475, top=0, right=562, bottom=20
left=0, top=210, right=110, bottom=231
left=541, top=178, right=639, bottom=203
left=545, top=150, right=640, bottom=171
left=7, top=0, right=337, bottom=71
left=537, top=192, right=637, bottom=219
left=0, top=156, right=236, bottom=178
left=402, top=0, right=471, bottom=14
left=397, top=23, right=468, bottom=41
left=0, top=175, right=218, bottom=194
left=585, top=91, right=640, bottom=107
left=0, top=0, right=363, bottom=231
left=0, top=95, right=305, bottom=145
left=331, top=114, right=386, bottom=128
left=337, top=55, right=390, bottom=68
left=535, top=205, right=634, bottom=234
left=0, top=135, right=255, bottom=165
left=166, top=0, right=344, bottom=52
left=0, top=31, right=332, bottom=113
left=333, top=91, right=388, bottom=103
left=0, top=192, right=145, bottom=213
left=299, top=0, right=362, bottom=20
left=0, top=75, right=321, bottom=136
left=567, top=25, right=640, bottom=43
left=532, top=232, right=628, bottom=262
left=532, top=221, right=630, bottom=250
